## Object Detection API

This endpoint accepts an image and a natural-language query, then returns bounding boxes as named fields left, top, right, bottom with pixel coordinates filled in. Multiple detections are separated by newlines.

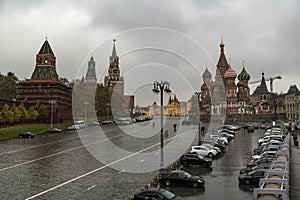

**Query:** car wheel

left=245, top=180, right=250, bottom=184
left=165, top=180, right=171, bottom=187
left=208, top=153, right=213, bottom=158
left=192, top=182, right=198, bottom=188
left=182, top=162, right=188, bottom=167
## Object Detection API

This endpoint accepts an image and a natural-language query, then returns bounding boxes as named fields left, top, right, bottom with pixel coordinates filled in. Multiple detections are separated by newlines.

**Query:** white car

left=259, top=139, right=283, bottom=147
left=251, top=151, right=277, bottom=160
left=66, top=125, right=80, bottom=130
left=189, top=145, right=218, bottom=158
left=209, top=135, right=228, bottom=145
left=202, top=143, right=222, bottom=154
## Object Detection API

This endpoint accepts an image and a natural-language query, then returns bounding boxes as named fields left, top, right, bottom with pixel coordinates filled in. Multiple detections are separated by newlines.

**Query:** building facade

left=16, top=38, right=72, bottom=123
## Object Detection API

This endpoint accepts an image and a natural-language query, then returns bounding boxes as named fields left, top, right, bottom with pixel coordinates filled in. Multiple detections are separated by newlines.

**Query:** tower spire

left=111, top=39, right=117, bottom=63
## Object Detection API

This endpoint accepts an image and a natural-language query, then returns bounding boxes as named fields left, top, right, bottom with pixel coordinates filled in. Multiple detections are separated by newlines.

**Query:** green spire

left=38, top=37, right=54, bottom=55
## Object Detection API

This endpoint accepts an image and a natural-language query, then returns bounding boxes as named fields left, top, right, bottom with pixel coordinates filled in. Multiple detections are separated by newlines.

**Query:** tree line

left=0, top=103, right=48, bottom=126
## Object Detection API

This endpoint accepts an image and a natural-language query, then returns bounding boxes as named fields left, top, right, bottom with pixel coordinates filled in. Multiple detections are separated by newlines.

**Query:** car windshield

left=183, top=172, right=192, bottom=178
left=160, top=189, right=176, bottom=199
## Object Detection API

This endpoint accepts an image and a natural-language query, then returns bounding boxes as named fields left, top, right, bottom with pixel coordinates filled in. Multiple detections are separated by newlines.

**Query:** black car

left=246, top=158, right=273, bottom=168
left=179, top=153, right=212, bottom=167
left=133, top=188, right=183, bottom=200
left=158, top=170, right=205, bottom=188
left=247, top=125, right=255, bottom=132
left=47, top=128, right=62, bottom=133
left=238, top=169, right=266, bottom=184
left=18, top=132, right=35, bottom=138
left=239, top=164, right=269, bottom=174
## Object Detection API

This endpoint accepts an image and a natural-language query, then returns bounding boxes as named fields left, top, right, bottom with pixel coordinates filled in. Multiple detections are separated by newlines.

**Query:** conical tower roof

left=38, top=37, right=54, bottom=55
left=258, top=72, right=269, bottom=94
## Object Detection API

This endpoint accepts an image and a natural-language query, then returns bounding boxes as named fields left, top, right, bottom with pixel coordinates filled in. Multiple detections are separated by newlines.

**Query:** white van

left=74, top=120, right=86, bottom=128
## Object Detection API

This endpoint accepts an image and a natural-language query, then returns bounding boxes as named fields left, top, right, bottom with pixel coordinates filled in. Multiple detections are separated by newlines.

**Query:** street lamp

left=49, top=100, right=56, bottom=128
left=152, top=81, right=171, bottom=174
left=195, top=92, right=202, bottom=145
left=83, top=101, right=89, bottom=122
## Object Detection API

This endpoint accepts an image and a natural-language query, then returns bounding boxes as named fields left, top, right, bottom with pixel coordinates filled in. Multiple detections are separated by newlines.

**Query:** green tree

left=28, top=106, right=39, bottom=121
left=38, top=104, right=48, bottom=122
left=95, top=84, right=111, bottom=118
left=0, top=72, right=18, bottom=100
left=10, top=104, right=21, bottom=123
left=19, top=103, right=29, bottom=122
left=0, top=104, right=14, bottom=124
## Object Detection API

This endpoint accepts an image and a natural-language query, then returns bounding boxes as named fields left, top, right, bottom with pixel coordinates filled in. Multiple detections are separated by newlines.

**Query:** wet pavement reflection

left=165, top=128, right=264, bottom=200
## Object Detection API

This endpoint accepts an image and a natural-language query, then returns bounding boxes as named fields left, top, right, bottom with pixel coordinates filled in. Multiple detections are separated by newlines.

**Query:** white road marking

left=25, top=130, right=193, bottom=200
left=139, top=159, right=145, bottom=163
left=118, top=170, right=126, bottom=174
left=87, top=185, right=97, bottom=190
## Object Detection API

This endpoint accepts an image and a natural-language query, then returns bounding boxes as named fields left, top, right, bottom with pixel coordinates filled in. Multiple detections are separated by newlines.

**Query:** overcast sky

left=0, top=0, right=299, bottom=106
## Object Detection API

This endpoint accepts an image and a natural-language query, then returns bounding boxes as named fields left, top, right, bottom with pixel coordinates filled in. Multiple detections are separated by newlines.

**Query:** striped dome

left=238, top=67, right=250, bottom=81
left=224, top=64, right=237, bottom=78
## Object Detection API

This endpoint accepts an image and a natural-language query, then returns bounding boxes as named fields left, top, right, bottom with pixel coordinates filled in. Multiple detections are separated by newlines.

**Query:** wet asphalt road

left=0, top=120, right=264, bottom=200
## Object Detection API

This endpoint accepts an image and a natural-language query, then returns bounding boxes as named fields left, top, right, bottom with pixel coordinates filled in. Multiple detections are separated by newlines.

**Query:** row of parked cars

left=132, top=124, right=240, bottom=199
left=238, top=126, right=285, bottom=185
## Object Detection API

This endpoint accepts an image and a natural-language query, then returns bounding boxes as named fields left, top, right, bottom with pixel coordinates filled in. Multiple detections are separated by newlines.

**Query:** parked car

left=158, top=170, right=205, bottom=188
left=253, top=145, right=280, bottom=156
left=201, top=143, right=222, bottom=154
left=202, top=139, right=226, bottom=151
left=218, top=129, right=236, bottom=136
left=133, top=188, right=183, bottom=200
left=18, top=132, right=35, bottom=138
left=189, top=145, right=218, bottom=158
left=221, top=125, right=239, bottom=131
left=238, top=169, right=266, bottom=184
left=66, top=125, right=80, bottom=130
left=47, top=128, right=62, bottom=133
left=218, top=132, right=234, bottom=140
left=259, top=140, right=283, bottom=148
left=246, top=157, right=274, bottom=168
left=258, top=135, right=283, bottom=145
left=251, top=151, right=277, bottom=160
left=247, top=125, right=255, bottom=132
left=209, top=135, right=228, bottom=145
left=179, top=153, right=212, bottom=167
left=89, top=121, right=102, bottom=126
left=260, top=124, right=266, bottom=129
left=239, top=164, right=269, bottom=174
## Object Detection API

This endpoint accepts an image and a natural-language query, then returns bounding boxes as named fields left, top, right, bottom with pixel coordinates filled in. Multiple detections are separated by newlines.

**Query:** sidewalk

left=290, top=133, right=300, bottom=200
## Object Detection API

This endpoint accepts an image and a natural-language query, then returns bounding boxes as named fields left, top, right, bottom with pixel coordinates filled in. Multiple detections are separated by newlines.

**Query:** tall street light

left=83, top=101, right=89, bottom=122
left=152, top=81, right=171, bottom=174
left=49, top=100, right=56, bottom=128
left=195, top=92, right=202, bottom=145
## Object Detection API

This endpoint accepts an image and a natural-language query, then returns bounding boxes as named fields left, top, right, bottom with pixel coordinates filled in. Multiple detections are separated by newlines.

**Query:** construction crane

left=249, top=75, right=282, bottom=93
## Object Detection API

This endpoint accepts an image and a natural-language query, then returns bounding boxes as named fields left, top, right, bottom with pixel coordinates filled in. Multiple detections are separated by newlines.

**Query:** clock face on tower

left=112, top=68, right=118, bottom=76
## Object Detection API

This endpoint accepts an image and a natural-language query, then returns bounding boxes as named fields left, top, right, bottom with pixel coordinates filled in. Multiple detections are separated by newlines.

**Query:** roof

left=38, top=38, right=54, bottom=55
left=258, top=73, right=270, bottom=94
left=287, top=84, right=300, bottom=94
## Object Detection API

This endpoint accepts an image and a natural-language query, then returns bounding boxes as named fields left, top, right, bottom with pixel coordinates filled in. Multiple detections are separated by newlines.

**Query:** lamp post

left=240, top=101, right=244, bottom=132
left=49, top=100, right=56, bottom=129
left=195, top=92, right=202, bottom=145
left=152, top=81, right=171, bottom=174
left=83, top=101, right=89, bottom=122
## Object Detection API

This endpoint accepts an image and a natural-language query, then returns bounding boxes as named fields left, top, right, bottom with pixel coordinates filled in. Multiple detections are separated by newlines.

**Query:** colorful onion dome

left=238, top=66, right=250, bottom=81
left=202, top=68, right=212, bottom=79
left=224, top=64, right=237, bottom=78
left=237, top=80, right=244, bottom=87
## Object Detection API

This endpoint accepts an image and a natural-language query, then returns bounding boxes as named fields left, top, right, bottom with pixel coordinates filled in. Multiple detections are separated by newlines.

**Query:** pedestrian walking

left=165, top=130, right=169, bottom=137
left=173, top=124, right=177, bottom=132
